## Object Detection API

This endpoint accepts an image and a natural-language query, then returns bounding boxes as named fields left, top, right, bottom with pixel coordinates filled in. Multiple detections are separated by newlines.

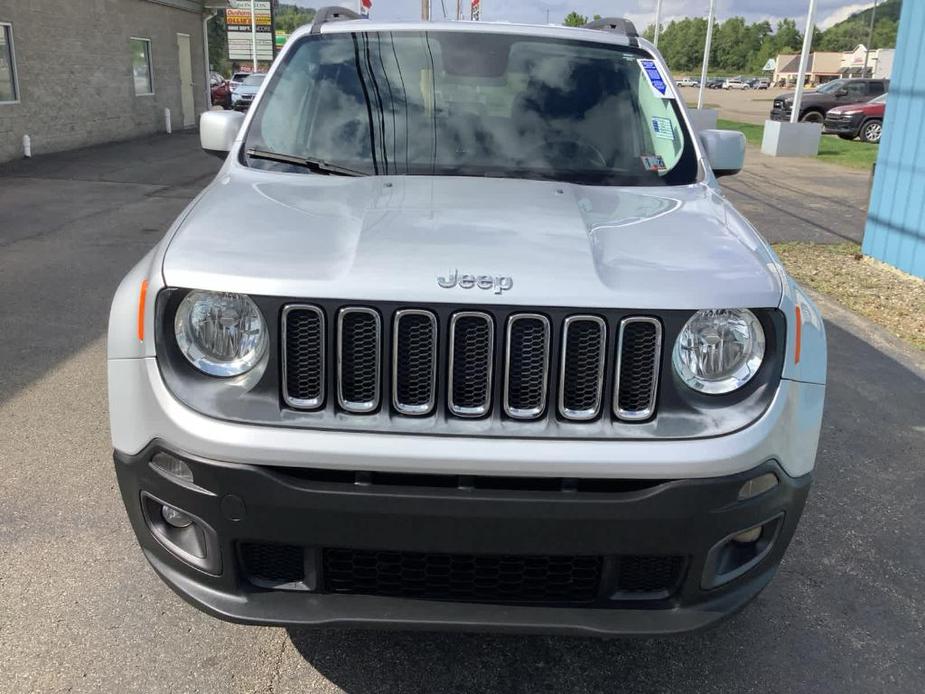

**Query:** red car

left=823, top=93, right=887, bottom=144
left=210, top=73, right=231, bottom=110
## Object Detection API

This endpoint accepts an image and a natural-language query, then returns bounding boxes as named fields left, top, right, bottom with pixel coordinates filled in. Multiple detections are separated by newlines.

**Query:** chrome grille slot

left=392, top=309, right=438, bottom=415
left=614, top=317, right=662, bottom=421
left=281, top=305, right=325, bottom=409
left=337, top=307, right=381, bottom=413
left=559, top=316, right=606, bottom=421
left=504, top=314, right=551, bottom=419
left=448, top=312, right=494, bottom=417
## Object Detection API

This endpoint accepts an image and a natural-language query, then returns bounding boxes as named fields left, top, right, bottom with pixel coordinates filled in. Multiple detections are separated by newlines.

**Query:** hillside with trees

left=563, top=0, right=901, bottom=74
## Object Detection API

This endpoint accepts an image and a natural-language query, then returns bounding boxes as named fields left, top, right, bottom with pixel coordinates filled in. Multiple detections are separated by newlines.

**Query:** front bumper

left=770, top=107, right=793, bottom=121
left=823, top=114, right=863, bottom=136
left=115, top=444, right=811, bottom=636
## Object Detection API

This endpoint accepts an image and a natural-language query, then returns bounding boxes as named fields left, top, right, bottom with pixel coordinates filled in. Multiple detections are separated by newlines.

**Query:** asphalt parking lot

left=1, top=133, right=924, bottom=693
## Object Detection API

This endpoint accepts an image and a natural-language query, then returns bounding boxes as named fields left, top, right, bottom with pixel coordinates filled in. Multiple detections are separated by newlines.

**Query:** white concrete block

left=687, top=109, right=719, bottom=132
left=761, top=120, right=822, bottom=157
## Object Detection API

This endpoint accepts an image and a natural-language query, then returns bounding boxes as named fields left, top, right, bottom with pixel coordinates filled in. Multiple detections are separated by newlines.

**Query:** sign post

left=697, top=0, right=716, bottom=110
left=654, top=0, right=663, bottom=47
left=790, top=0, right=818, bottom=124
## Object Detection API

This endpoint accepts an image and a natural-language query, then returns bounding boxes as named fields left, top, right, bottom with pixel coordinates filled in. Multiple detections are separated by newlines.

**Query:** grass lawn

left=717, top=118, right=879, bottom=171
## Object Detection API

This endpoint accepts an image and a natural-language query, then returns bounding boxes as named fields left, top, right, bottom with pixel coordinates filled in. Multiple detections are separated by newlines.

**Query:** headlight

left=672, top=309, right=765, bottom=394
left=174, top=291, right=268, bottom=377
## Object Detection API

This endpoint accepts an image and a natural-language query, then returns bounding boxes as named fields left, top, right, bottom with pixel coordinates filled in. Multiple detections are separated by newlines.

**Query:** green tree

left=562, top=11, right=588, bottom=27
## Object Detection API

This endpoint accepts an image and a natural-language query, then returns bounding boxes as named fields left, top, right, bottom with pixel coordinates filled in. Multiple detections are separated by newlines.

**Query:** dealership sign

left=227, top=0, right=273, bottom=63
left=471, top=0, right=480, bottom=21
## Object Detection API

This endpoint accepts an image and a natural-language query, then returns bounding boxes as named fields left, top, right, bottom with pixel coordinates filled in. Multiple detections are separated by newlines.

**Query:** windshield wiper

left=245, top=148, right=368, bottom=177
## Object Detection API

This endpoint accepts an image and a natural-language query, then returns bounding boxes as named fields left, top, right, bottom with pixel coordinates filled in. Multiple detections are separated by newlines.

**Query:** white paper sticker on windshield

left=651, top=117, right=675, bottom=141
left=641, top=154, right=667, bottom=172
left=638, top=59, right=673, bottom=99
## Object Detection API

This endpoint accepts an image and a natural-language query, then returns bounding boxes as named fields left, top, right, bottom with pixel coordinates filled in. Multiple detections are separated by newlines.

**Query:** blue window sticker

left=637, top=59, right=673, bottom=99
left=651, top=117, right=675, bottom=141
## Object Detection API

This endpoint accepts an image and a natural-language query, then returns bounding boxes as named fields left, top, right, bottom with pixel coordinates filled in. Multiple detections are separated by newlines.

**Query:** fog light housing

left=702, top=514, right=783, bottom=589
left=161, top=504, right=193, bottom=528
left=140, top=492, right=221, bottom=574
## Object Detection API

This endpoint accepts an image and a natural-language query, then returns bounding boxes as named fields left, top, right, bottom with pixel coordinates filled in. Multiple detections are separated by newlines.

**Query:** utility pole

left=250, top=0, right=258, bottom=71
left=862, top=0, right=879, bottom=77
left=791, top=0, right=818, bottom=124
left=697, top=0, right=716, bottom=110
left=421, top=0, right=429, bottom=20
left=456, top=0, right=461, bottom=20
left=654, top=0, right=663, bottom=47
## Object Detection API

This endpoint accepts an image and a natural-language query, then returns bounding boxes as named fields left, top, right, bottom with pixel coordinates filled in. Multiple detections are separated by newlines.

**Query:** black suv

left=771, top=78, right=889, bottom=123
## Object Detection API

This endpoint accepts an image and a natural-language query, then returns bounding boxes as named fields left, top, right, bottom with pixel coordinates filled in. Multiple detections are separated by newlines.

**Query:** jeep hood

left=163, top=171, right=781, bottom=309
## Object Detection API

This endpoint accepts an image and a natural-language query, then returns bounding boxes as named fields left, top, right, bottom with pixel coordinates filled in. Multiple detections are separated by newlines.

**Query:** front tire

left=801, top=111, right=825, bottom=124
left=860, top=119, right=883, bottom=144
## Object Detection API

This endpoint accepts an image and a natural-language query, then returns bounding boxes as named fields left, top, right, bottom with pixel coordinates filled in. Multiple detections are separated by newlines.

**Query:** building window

left=130, top=37, right=154, bottom=96
left=0, top=22, right=18, bottom=103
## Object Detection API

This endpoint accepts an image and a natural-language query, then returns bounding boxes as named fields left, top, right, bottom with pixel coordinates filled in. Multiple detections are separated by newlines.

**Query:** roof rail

left=310, top=6, right=363, bottom=34
left=583, top=17, right=640, bottom=45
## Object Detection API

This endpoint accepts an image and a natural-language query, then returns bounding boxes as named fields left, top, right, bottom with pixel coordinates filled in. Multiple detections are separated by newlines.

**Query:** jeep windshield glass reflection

left=244, top=31, right=698, bottom=186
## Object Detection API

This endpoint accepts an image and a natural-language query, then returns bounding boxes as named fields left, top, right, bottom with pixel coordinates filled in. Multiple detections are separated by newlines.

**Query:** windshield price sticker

left=641, top=154, right=667, bottom=172
left=651, top=117, right=675, bottom=141
left=638, top=59, right=673, bottom=99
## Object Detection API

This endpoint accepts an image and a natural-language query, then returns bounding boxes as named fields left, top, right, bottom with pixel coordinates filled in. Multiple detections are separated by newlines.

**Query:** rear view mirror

left=200, top=110, right=245, bottom=159
left=699, top=129, right=746, bottom=178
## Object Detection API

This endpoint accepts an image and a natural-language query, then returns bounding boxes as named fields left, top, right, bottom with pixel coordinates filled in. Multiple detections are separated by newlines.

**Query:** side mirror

left=699, top=129, right=746, bottom=178
left=836, top=89, right=848, bottom=97
left=200, top=110, right=245, bottom=159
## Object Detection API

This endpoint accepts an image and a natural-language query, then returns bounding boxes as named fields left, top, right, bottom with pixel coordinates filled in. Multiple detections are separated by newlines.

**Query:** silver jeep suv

left=108, top=9, right=826, bottom=636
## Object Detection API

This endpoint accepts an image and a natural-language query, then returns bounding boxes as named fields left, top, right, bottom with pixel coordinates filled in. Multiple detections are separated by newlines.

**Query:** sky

left=295, top=1, right=877, bottom=32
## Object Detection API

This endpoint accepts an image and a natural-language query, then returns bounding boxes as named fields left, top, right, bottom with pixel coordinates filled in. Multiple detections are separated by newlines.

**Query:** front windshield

left=244, top=31, right=697, bottom=186
left=817, top=79, right=847, bottom=93
left=243, top=74, right=265, bottom=86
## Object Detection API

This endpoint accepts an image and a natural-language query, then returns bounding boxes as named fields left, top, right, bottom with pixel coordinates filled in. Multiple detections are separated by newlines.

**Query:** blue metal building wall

left=863, top=0, right=925, bottom=279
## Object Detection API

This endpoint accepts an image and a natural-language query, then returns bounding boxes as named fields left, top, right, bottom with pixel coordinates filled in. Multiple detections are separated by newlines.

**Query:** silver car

left=109, top=11, right=826, bottom=636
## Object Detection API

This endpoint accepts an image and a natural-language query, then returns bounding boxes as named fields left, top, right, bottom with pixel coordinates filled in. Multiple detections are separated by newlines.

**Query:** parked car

left=228, top=71, right=252, bottom=93
left=771, top=78, right=889, bottom=124
left=706, top=78, right=725, bottom=89
left=210, top=73, right=231, bottom=109
left=824, top=92, right=887, bottom=143
left=723, top=77, right=750, bottom=90
left=231, top=73, right=266, bottom=112
left=676, top=77, right=699, bottom=87
left=110, top=13, right=826, bottom=637
left=750, top=78, right=770, bottom=90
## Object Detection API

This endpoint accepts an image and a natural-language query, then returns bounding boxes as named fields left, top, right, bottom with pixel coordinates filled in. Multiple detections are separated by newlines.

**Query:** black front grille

left=281, top=304, right=664, bottom=424
left=240, top=542, right=304, bottom=585
left=449, top=313, right=494, bottom=416
left=337, top=308, right=381, bottom=412
left=615, top=318, right=662, bottom=420
left=282, top=306, right=325, bottom=408
left=559, top=317, right=606, bottom=420
left=505, top=315, right=550, bottom=418
left=323, top=548, right=603, bottom=605
left=393, top=310, right=437, bottom=415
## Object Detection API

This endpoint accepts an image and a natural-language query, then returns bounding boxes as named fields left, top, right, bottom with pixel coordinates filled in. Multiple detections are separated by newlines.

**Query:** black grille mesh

left=284, top=308, right=324, bottom=406
left=394, top=312, right=437, bottom=413
left=240, top=542, right=304, bottom=585
left=617, top=320, right=660, bottom=417
left=614, top=555, right=684, bottom=594
left=450, top=314, right=493, bottom=413
left=561, top=319, right=605, bottom=417
left=339, top=310, right=380, bottom=408
left=506, top=316, right=549, bottom=416
left=323, top=548, right=602, bottom=604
